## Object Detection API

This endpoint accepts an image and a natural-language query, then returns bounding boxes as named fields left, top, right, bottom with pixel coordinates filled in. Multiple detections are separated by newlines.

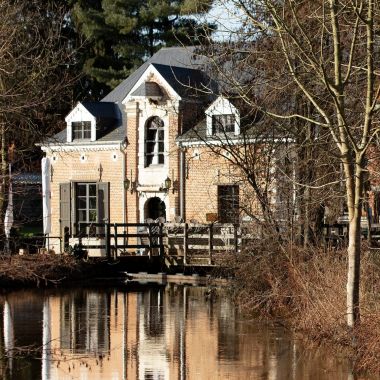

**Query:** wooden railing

left=75, top=222, right=241, bottom=262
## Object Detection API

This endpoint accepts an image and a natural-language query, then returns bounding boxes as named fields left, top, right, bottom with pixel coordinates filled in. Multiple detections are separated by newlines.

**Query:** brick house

left=40, top=47, right=277, bottom=255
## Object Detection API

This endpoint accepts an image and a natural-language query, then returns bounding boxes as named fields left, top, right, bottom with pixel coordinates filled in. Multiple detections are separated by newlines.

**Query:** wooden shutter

left=71, top=182, right=77, bottom=234
left=60, top=183, right=71, bottom=250
left=97, top=182, right=109, bottom=223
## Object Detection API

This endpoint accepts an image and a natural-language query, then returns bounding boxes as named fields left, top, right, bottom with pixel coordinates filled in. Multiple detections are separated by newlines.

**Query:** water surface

left=0, top=284, right=367, bottom=379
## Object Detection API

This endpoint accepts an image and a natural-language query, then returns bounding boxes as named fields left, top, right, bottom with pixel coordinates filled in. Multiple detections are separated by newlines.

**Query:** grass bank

left=0, top=254, right=112, bottom=288
left=223, top=242, right=380, bottom=375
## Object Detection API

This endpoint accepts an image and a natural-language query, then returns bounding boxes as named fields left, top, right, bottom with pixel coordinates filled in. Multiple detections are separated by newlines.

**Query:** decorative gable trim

left=122, top=64, right=182, bottom=104
left=65, top=103, right=97, bottom=142
left=205, top=96, right=240, bottom=136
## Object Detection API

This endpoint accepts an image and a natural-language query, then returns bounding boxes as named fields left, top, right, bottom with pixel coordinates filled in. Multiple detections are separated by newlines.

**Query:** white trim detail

left=178, top=138, right=294, bottom=148
left=40, top=143, right=122, bottom=153
left=122, top=64, right=182, bottom=104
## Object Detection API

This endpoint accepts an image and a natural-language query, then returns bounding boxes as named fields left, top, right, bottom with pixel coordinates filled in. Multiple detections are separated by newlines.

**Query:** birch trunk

left=346, top=209, right=361, bottom=327
left=345, top=158, right=363, bottom=327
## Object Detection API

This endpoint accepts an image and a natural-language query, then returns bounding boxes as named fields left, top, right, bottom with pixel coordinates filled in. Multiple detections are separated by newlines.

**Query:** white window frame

left=145, top=116, right=165, bottom=167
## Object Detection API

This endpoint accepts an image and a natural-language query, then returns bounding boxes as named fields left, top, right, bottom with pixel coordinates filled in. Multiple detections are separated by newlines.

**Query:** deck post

left=159, top=223, right=164, bottom=257
left=208, top=224, right=213, bottom=265
left=184, top=223, right=188, bottom=265
left=113, top=223, right=118, bottom=260
left=105, top=222, right=111, bottom=260
left=148, top=224, right=152, bottom=259
left=233, top=224, right=238, bottom=253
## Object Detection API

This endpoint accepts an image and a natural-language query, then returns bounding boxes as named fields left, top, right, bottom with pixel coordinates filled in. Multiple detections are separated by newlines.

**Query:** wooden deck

left=75, top=222, right=243, bottom=268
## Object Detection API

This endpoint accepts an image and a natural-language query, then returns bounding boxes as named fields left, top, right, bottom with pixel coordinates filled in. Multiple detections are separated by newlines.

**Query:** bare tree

left=0, top=0, right=78, bottom=238
left=209, top=0, right=380, bottom=328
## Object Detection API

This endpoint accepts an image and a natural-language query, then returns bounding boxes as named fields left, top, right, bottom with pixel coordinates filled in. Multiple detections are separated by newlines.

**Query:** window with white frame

left=72, top=121, right=91, bottom=140
left=59, top=182, right=108, bottom=238
left=145, top=116, right=165, bottom=166
left=76, top=183, right=97, bottom=232
left=212, top=114, right=235, bottom=134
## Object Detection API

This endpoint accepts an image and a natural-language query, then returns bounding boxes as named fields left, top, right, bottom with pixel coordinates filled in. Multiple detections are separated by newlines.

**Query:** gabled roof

left=102, top=46, right=210, bottom=103
left=150, top=63, right=211, bottom=99
left=81, top=102, right=119, bottom=119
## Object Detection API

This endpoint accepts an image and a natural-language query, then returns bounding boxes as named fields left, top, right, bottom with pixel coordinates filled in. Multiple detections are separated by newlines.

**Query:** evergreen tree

left=69, top=0, right=215, bottom=98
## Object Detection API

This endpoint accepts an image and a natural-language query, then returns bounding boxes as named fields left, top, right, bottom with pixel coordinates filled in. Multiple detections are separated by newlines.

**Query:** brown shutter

left=97, top=182, right=109, bottom=223
left=60, top=183, right=71, bottom=250
left=71, top=182, right=77, bottom=234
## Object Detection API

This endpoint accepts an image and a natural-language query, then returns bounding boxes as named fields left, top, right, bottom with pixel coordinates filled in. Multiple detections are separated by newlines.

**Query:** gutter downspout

left=179, top=145, right=186, bottom=221
left=121, top=143, right=126, bottom=224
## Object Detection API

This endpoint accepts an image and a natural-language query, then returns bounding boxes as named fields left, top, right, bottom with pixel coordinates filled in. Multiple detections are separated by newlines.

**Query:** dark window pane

left=158, top=154, right=164, bottom=164
left=78, top=210, right=87, bottom=223
left=146, top=154, right=153, bottom=166
left=89, top=184, right=96, bottom=196
left=77, top=184, right=86, bottom=196
left=147, top=141, right=155, bottom=153
left=77, top=197, right=87, bottom=209
left=89, top=210, right=97, bottom=222
left=147, top=129, right=157, bottom=141
left=158, top=142, right=164, bottom=153
left=89, top=197, right=96, bottom=209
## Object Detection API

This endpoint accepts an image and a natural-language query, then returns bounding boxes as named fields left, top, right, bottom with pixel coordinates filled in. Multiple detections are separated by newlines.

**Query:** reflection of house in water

left=59, top=291, right=110, bottom=354
left=1, top=286, right=350, bottom=380
left=43, top=286, right=276, bottom=380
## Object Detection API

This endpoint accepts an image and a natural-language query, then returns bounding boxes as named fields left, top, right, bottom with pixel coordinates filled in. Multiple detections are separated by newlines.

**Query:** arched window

left=145, top=116, right=165, bottom=166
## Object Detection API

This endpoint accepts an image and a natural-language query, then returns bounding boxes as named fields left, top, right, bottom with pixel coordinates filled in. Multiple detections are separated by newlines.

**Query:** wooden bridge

left=75, top=222, right=242, bottom=267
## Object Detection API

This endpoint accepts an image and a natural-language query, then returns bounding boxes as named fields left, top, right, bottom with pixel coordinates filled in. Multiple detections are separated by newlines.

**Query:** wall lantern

left=124, top=178, right=131, bottom=190
left=164, top=176, right=172, bottom=191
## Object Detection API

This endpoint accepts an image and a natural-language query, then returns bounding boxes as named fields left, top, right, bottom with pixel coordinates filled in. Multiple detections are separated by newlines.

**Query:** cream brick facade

left=40, top=48, right=270, bottom=255
left=43, top=146, right=126, bottom=254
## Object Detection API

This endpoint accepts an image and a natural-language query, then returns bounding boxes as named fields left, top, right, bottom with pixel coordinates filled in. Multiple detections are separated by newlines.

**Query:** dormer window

left=145, top=116, right=165, bottom=166
left=72, top=121, right=91, bottom=140
left=212, top=115, right=235, bottom=134
left=206, top=97, right=240, bottom=137
left=65, top=102, right=118, bottom=143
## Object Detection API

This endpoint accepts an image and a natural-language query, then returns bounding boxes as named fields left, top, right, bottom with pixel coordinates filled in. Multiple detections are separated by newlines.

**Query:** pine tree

left=69, top=0, right=214, bottom=98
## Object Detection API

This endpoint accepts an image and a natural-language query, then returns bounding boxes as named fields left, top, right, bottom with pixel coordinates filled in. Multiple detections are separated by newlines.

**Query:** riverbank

left=224, top=243, right=380, bottom=375
left=0, top=254, right=111, bottom=288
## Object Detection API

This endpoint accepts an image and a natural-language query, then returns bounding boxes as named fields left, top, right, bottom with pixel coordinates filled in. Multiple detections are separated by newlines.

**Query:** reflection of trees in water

left=59, top=291, right=110, bottom=354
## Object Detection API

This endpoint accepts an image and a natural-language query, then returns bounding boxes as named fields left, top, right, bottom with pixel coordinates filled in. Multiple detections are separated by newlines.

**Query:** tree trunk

left=0, top=123, right=6, bottom=226
left=345, top=158, right=363, bottom=328
left=346, top=213, right=361, bottom=327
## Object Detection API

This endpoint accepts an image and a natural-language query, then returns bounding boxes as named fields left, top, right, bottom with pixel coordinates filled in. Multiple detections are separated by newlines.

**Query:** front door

left=145, top=197, right=166, bottom=221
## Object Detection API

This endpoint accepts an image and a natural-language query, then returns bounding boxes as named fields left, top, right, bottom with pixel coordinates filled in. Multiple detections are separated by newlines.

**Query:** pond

left=0, top=283, right=368, bottom=379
